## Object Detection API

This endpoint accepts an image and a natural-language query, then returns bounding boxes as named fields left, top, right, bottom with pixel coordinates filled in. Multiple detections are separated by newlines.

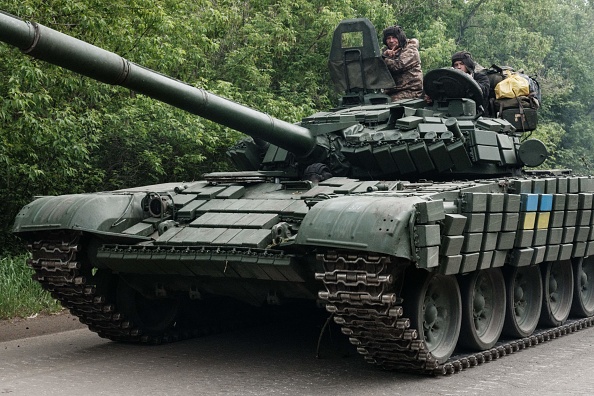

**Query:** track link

left=315, top=250, right=594, bottom=375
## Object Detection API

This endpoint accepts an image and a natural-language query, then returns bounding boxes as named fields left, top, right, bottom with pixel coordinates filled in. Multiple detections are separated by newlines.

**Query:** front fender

left=13, top=193, right=146, bottom=235
left=295, top=195, right=424, bottom=258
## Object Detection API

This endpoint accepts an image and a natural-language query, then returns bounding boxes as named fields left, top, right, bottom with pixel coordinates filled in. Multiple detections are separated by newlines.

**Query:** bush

left=0, top=254, right=62, bottom=319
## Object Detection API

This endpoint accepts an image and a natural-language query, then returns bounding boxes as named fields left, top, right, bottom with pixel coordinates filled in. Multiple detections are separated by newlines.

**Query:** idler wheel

left=571, top=257, right=594, bottom=317
left=503, top=266, right=543, bottom=337
left=458, top=268, right=506, bottom=350
left=540, top=260, right=574, bottom=326
left=403, top=270, right=461, bottom=363
left=116, top=278, right=181, bottom=336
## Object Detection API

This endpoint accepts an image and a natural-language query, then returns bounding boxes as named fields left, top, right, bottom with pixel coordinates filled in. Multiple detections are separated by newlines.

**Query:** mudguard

left=13, top=193, right=146, bottom=236
left=296, top=194, right=424, bottom=258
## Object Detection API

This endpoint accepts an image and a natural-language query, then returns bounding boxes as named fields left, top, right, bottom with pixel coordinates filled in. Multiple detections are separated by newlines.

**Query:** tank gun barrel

left=0, top=11, right=317, bottom=157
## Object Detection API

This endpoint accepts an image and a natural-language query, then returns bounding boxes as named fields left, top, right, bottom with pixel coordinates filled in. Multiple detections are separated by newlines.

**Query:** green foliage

left=417, top=19, right=457, bottom=71
left=450, top=0, right=554, bottom=71
left=553, top=117, right=594, bottom=175
left=527, top=121, right=566, bottom=170
left=0, top=254, right=62, bottom=319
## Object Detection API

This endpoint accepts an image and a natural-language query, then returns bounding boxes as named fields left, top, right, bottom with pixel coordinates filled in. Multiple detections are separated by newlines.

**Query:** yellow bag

left=495, top=72, right=530, bottom=99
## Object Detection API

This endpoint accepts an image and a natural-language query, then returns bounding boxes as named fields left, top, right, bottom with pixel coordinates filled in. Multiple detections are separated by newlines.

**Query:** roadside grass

left=0, top=254, right=63, bottom=319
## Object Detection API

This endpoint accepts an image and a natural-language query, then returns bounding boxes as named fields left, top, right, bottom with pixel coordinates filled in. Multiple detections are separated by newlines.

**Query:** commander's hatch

left=328, top=18, right=394, bottom=107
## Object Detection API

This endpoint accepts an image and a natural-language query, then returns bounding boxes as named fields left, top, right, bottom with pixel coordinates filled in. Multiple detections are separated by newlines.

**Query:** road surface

left=1, top=310, right=594, bottom=395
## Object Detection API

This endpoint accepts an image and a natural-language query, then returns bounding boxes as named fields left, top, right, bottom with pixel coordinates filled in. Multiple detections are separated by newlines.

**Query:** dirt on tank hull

left=3, top=11, right=594, bottom=375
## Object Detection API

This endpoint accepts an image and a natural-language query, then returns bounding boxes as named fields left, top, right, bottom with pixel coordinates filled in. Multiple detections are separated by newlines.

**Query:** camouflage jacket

left=382, top=38, right=423, bottom=101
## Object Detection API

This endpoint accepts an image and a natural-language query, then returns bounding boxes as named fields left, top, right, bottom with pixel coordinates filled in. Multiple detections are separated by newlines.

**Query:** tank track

left=26, top=232, right=594, bottom=372
left=315, top=250, right=594, bottom=375
left=27, top=231, right=247, bottom=344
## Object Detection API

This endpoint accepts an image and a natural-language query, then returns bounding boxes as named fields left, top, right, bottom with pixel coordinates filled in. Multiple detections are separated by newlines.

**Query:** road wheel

left=571, top=257, right=594, bottom=317
left=458, top=268, right=506, bottom=350
left=503, top=266, right=542, bottom=337
left=403, top=270, right=461, bottom=363
left=540, top=260, right=573, bottom=326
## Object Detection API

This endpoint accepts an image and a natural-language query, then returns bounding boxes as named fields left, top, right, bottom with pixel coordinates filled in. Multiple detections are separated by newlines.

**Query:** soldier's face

left=453, top=60, right=469, bottom=73
left=386, top=36, right=399, bottom=50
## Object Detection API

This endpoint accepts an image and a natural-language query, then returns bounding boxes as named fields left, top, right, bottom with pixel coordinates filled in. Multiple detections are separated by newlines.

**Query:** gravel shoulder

left=0, top=310, right=86, bottom=342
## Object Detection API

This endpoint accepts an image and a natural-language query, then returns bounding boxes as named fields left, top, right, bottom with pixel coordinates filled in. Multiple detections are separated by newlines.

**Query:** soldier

left=381, top=25, right=423, bottom=101
left=451, top=51, right=490, bottom=107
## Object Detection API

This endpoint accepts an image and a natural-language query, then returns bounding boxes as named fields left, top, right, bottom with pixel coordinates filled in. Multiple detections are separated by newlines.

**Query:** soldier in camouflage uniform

left=381, top=25, right=423, bottom=101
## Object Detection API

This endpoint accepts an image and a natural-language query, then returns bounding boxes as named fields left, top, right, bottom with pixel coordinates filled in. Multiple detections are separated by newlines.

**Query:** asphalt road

left=1, top=311, right=594, bottom=396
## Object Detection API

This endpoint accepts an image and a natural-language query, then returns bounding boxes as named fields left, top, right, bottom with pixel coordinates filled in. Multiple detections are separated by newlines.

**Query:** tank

left=2, top=11, right=594, bottom=375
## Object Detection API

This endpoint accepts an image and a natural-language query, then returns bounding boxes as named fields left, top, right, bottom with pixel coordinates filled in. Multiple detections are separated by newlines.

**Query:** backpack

left=486, top=64, right=541, bottom=102
left=485, top=64, right=541, bottom=131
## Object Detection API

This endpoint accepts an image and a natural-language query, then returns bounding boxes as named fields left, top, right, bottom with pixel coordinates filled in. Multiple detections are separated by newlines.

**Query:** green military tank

left=2, top=11, right=593, bottom=375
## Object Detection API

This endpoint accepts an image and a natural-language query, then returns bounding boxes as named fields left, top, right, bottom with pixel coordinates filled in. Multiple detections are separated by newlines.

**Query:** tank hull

left=17, top=173, right=594, bottom=374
